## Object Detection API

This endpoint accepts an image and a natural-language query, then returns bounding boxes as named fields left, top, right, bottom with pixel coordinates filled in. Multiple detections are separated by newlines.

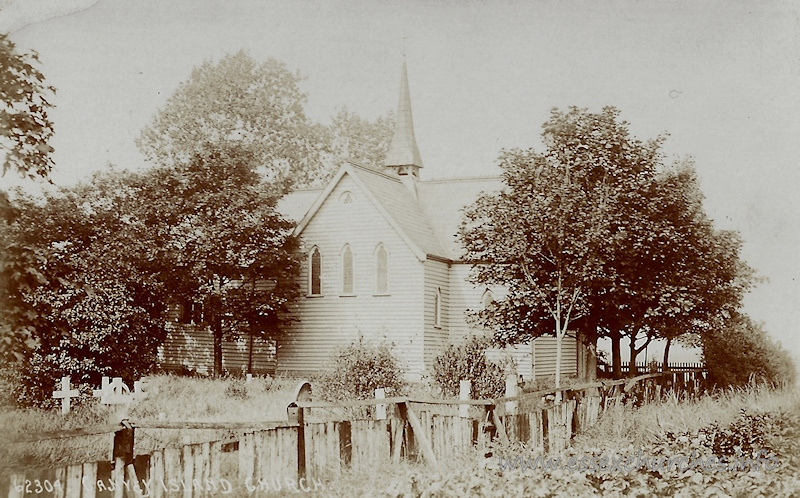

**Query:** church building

left=273, top=63, right=580, bottom=381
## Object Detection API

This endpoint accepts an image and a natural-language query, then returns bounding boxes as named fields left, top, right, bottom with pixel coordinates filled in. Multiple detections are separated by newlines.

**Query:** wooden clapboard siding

left=447, top=263, right=484, bottom=342
left=485, top=344, right=533, bottom=380
left=158, top=322, right=277, bottom=376
left=532, top=335, right=578, bottom=379
left=278, top=173, right=426, bottom=378
left=423, top=259, right=449, bottom=370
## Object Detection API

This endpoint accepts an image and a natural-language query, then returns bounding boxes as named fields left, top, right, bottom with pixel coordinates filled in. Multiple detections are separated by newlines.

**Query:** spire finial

left=384, top=61, right=423, bottom=177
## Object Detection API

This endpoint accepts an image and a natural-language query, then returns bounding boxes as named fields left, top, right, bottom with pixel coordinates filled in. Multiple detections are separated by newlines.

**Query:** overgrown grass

left=317, top=383, right=800, bottom=497
left=0, top=373, right=300, bottom=472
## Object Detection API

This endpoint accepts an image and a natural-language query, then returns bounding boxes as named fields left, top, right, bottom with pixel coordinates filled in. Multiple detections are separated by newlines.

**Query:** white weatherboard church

left=273, top=63, right=580, bottom=381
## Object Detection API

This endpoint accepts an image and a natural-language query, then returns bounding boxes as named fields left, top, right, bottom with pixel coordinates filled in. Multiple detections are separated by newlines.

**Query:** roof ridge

left=419, top=175, right=503, bottom=184
left=347, top=161, right=403, bottom=183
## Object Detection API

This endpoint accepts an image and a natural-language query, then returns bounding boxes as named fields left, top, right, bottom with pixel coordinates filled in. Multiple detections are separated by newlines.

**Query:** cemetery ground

left=0, top=376, right=799, bottom=496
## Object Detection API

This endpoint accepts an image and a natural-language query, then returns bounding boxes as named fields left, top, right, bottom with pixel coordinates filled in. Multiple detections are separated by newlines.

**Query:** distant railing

left=598, top=361, right=706, bottom=374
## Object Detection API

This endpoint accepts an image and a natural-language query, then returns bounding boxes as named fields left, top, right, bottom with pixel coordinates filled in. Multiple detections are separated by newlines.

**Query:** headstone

left=52, top=376, right=80, bottom=415
left=102, top=377, right=132, bottom=405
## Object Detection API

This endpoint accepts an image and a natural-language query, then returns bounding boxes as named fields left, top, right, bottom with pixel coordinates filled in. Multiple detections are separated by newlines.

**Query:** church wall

left=447, top=263, right=485, bottom=342
left=423, top=258, right=450, bottom=371
left=277, top=173, right=426, bottom=378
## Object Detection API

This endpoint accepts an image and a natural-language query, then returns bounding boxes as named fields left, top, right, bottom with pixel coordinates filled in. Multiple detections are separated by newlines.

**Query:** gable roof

left=277, top=163, right=502, bottom=262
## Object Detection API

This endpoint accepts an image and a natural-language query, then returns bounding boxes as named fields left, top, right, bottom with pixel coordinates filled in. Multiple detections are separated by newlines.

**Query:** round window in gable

left=340, top=191, right=354, bottom=204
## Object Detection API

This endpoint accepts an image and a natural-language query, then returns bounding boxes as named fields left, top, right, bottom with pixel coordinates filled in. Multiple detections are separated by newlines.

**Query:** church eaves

left=384, top=62, right=424, bottom=176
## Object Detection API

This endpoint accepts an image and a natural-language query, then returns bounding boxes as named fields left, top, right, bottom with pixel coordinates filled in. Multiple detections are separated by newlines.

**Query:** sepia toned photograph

left=1, top=1, right=799, bottom=496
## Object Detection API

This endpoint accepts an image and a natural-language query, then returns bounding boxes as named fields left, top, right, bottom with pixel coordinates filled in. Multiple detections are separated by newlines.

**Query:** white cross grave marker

left=101, top=377, right=132, bottom=405
left=52, top=376, right=80, bottom=415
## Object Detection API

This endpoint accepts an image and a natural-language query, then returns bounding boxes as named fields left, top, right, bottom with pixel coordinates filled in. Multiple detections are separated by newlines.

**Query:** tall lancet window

left=434, top=287, right=442, bottom=328
left=481, top=289, right=495, bottom=309
left=309, top=247, right=321, bottom=295
left=375, top=244, right=388, bottom=294
left=342, top=245, right=354, bottom=295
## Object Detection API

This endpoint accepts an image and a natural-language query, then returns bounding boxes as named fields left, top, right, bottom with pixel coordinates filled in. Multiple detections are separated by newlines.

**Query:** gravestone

left=52, top=376, right=80, bottom=415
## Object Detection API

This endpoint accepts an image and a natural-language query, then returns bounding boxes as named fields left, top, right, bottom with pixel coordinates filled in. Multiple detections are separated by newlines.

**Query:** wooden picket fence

left=3, top=370, right=707, bottom=497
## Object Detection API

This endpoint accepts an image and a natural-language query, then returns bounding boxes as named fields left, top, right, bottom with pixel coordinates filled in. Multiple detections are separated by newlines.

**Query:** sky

left=2, top=0, right=799, bottom=365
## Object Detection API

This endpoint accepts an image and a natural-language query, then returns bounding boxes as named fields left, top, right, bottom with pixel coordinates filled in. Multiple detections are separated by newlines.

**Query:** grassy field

left=2, top=376, right=799, bottom=496
left=319, top=384, right=800, bottom=497
left=0, top=374, right=301, bottom=472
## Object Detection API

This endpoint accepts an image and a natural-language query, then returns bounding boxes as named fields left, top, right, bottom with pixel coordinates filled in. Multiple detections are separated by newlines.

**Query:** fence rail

left=3, top=370, right=707, bottom=498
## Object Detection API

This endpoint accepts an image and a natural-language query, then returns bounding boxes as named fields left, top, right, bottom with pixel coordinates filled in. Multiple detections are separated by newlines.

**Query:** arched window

left=434, top=287, right=442, bottom=328
left=309, top=247, right=321, bottom=295
left=481, top=289, right=495, bottom=309
left=342, top=245, right=353, bottom=295
left=375, top=244, right=388, bottom=294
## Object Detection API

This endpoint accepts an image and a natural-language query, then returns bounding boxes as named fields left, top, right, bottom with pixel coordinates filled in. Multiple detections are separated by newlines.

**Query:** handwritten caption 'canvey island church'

left=12, top=475, right=327, bottom=495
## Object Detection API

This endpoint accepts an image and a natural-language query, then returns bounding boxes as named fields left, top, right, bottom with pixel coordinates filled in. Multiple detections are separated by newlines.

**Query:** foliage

left=703, top=312, right=797, bottom=388
left=0, top=33, right=55, bottom=180
left=134, top=144, right=302, bottom=376
left=137, top=50, right=326, bottom=189
left=5, top=172, right=169, bottom=405
left=1, top=34, right=56, bottom=364
left=460, top=107, right=756, bottom=380
left=432, top=336, right=507, bottom=399
left=325, top=107, right=394, bottom=171
left=316, top=337, right=406, bottom=401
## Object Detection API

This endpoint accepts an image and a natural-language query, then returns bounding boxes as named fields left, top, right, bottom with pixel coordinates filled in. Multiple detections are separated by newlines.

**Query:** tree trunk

left=663, top=336, right=672, bottom=371
left=629, top=337, right=638, bottom=376
left=576, top=318, right=598, bottom=382
left=212, top=312, right=223, bottom=377
left=610, top=330, right=622, bottom=378
left=248, top=328, right=255, bottom=375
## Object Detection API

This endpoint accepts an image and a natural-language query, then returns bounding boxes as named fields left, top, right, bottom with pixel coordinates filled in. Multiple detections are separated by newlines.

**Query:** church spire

left=385, top=62, right=423, bottom=178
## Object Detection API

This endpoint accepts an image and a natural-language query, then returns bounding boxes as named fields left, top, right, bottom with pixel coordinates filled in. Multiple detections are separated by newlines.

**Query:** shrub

left=316, top=337, right=406, bottom=401
left=433, top=336, right=507, bottom=400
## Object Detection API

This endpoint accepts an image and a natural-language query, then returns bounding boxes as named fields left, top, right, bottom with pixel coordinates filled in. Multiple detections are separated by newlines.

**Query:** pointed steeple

left=385, top=62, right=423, bottom=178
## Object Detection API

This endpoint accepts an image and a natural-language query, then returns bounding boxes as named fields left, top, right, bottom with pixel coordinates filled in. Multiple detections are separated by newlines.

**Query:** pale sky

left=3, top=0, right=799, bottom=365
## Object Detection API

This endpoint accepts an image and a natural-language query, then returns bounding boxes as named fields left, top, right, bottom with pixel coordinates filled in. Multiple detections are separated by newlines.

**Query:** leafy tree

left=134, top=143, right=301, bottom=376
left=0, top=33, right=55, bottom=180
left=601, top=159, right=755, bottom=374
left=703, top=312, right=797, bottom=388
left=1, top=33, right=56, bottom=365
left=137, top=50, right=326, bottom=189
left=461, top=106, right=755, bottom=383
left=461, top=107, right=663, bottom=386
left=325, top=107, right=394, bottom=171
left=7, top=171, right=169, bottom=404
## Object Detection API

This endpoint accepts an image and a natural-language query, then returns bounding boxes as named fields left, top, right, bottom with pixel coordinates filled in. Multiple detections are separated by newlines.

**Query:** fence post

left=375, top=388, right=386, bottom=420
left=505, top=375, right=518, bottom=415
left=459, top=380, right=471, bottom=418
left=287, top=403, right=307, bottom=481
left=112, top=421, right=135, bottom=498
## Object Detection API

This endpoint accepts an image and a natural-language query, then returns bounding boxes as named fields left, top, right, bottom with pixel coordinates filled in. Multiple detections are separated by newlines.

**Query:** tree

left=134, top=143, right=301, bottom=376
left=600, top=159, right=755, bottom=374
left=703, top=312, right=797, bottom=388
left=7, top=171, right=169, bottom=405
left=325, top=107, right=394, bottom=171
left=137, top=50, right=326, bottom=190
left=1, top=33, right=56, bottom=365
left=0, top=33, right=56, bottom=180
left=461, top=107, right=658, bottom=387
left=460, top=106, right=753, bottom=384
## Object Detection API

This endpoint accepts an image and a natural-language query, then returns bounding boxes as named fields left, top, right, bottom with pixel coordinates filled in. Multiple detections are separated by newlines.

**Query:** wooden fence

left=3, top=370, right=707, bottom=497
